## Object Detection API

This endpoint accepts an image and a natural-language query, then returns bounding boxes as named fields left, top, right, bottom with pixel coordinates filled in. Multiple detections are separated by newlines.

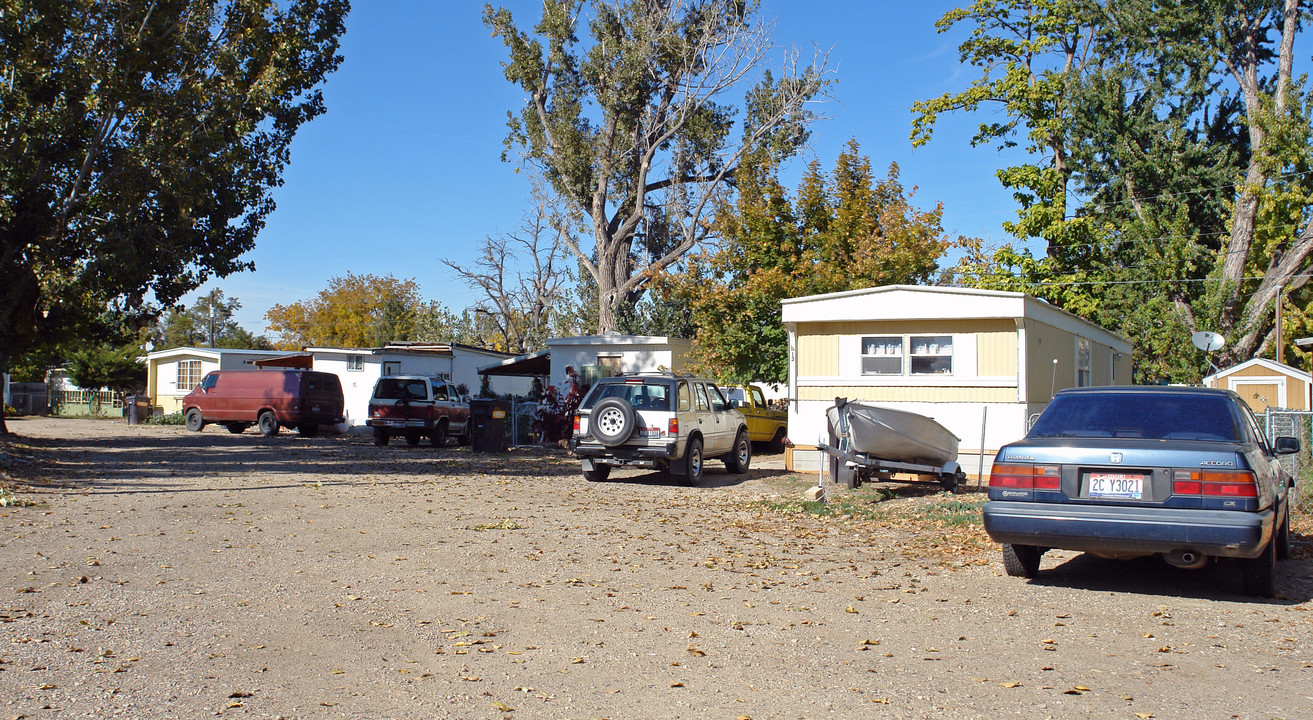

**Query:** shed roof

left=1202, top=357, right=1311, bottom=384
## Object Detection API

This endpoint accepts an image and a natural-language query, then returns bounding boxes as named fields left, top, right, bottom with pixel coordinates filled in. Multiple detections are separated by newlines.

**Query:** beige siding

left=1025, top=320, right=1075, bottom=403
left=798, top=386, right=1018, bottom=403
left=796, top=330, right=839, bottom=377
left=977, top=328, right=1017, bottom=377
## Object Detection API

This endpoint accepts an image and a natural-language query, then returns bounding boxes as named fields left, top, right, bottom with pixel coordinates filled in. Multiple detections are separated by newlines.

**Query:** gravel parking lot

left=2, top=417, right=1312, bottom=719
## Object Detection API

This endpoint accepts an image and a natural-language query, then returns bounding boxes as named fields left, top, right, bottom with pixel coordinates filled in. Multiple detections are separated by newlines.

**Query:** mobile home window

left=909, top=335, right=953, bottom=375
left=1077, top=338, right=1092, bottom=387
left=177, top=360, right=201, bottom=391
left=860, top=337, right=904, bottom=375
left=347, top=355, right=364, bottom=371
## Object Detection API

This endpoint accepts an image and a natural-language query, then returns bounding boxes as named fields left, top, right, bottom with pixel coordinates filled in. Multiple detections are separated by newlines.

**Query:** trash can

left=469, top=399, right=510, bottom=453
left=125, top=395, right=151, bottom=425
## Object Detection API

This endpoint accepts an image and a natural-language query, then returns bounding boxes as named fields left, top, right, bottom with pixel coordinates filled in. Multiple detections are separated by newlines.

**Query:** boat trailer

left=816, top=425, right=964, bottom=493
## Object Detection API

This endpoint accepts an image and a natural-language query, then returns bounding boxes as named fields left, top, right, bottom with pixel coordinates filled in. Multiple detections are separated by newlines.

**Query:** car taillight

left=573, top=415, right=580, bottom=434
left=1173, top=470, right=1257, bottom=497
left=989, top=464, right=1060, bottom=490
left=668, top=417, right=679, bottom=436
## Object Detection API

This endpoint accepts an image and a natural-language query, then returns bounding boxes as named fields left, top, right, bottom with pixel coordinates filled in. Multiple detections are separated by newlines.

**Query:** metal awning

left=477, top=349, right=550, bottom=377
left=253, top=353, right=314, bottom=369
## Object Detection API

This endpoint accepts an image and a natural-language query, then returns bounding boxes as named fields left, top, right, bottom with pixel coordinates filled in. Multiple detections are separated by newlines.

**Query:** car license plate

left=387, top=420, right=406, bottom=428
left=1088, top=472, right=1143, bottom=499
left=640, top=428, right=661, bottom=439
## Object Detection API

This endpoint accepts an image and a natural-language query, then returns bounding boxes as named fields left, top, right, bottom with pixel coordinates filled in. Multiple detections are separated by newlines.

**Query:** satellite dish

left=1192, top=331, right=1226, bottom=352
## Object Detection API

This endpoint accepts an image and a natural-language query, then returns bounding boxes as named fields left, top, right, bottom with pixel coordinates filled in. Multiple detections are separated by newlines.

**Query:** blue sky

left=193, top=1, right=1025, bottom=336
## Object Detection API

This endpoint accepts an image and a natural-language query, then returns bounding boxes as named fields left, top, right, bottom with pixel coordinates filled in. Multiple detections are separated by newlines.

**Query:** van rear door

left=301, top=372, right=344, bottom=416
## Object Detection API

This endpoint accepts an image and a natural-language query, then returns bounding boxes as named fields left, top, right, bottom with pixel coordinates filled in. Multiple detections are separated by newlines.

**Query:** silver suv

left=570, top=372, right=751, bottom=484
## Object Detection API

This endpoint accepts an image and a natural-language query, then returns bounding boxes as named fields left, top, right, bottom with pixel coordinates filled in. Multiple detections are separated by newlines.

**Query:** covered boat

left=826, top=397, right=960, bottom=467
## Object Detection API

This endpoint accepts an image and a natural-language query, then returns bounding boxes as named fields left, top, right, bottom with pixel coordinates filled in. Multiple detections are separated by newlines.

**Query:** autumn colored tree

left=484, top=0, right=831, bottom=332
left=658, top=140, right=957, bottom=383
left=264, top=273, right=423, bottom=349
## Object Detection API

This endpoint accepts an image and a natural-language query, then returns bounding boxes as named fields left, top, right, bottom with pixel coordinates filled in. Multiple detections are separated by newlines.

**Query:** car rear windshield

left=582, top=381, right=674, bottom=411
left=374, top=378, right=429, bottom=400
left=1029, top=392, right=1243, bottom=441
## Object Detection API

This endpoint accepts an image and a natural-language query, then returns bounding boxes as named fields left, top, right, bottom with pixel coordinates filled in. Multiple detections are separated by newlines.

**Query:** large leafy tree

left=915, top=0, right=1311, bottom=381
left=658, top=140, right=956, bottom=383
left=483, top=0, right=831, bottom=332
left=0, top=0, right=347, bottom=434
left=66, top=343, right=147, bottom=398
left=264, top=273, right=424, bottom=349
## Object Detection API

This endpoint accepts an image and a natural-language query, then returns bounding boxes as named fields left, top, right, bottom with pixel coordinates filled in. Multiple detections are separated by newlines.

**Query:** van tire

left=258, top=411, right=280, bottom=437
left=299, top=423, right=319, bottom=438
left=185, top=409, right=204, bottom=432
left=225, top=423, right=247, bottom=434
left=373, top=428, right=390, bottom=447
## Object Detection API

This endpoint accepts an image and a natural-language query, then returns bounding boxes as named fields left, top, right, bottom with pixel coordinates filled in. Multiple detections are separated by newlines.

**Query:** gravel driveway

left=2, top=417, right=1311, bottom=719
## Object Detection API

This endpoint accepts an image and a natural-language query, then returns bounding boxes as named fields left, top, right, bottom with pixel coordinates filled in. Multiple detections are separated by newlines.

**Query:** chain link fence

left=1264, top=409, right=1313, bottom=513
left=508, top=400, right=541, bottom=447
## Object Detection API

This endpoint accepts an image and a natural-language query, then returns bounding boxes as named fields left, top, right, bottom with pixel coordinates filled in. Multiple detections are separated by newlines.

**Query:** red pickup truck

left=366, top=375, right=470, bottom=447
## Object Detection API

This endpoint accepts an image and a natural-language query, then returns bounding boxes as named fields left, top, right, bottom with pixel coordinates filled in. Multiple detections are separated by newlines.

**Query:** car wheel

left=257, top=411, right=280, bottom=437
left=1276, top=498, right=1292, bottom=561
left=769, top=428, right=786, bottom=454
left=299, top=423, right=318, bottom=438
left=184, top=409, right=204, bottom=432
left=1242, top=537, right=1278, bottom=598
left=583, top=464, right=611, bottom=482
left=725, top=430, right=751, bottom=474
left=591, top=397, right=637, bottom=447
left=1002, top=544, right=1043, bottom=579
left=430, top=421, right=448, bottom=448
left=684, top=437, right=704, bottom=486
left=373, top=428, right=390, bottom=447
left=225, top=423, right=246, bottom=434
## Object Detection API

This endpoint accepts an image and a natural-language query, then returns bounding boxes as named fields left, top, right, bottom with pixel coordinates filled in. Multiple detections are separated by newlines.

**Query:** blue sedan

left=983, top=386, right=1299, bottom=597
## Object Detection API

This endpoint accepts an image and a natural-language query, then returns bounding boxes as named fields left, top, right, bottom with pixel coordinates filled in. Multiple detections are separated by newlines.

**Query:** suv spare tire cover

left=591, top=397, right=638, bottom=447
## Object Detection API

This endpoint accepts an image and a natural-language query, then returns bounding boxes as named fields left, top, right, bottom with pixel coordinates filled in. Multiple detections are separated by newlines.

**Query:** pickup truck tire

left=258, top=411, right=280, bottom=437
left=591, top=398, right=637, bottom=446
left=373, top=428, right=390, bottom=447
left=725, top=430, right=751, bottom=474
left=769, top=428, right=786, bottom=454
left=185, top=409, right=204, bottom=432
left=404, top=430, right=421, bottom=447
left=430, top=421, right=448, bottom=448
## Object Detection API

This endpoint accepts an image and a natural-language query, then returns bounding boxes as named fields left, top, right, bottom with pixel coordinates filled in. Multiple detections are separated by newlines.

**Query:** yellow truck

left=724, top=384, right=788, bottom=452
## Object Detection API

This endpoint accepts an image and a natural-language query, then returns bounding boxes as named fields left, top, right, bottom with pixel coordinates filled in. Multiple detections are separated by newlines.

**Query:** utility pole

left=1276, top=293, right=1285, bottom=365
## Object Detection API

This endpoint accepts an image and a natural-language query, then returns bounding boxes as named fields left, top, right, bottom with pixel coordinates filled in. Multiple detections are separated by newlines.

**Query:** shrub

left=144, top=411, right=185, bottom=426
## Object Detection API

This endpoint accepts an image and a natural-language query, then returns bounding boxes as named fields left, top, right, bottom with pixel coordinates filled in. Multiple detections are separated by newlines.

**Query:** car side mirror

left=728, top=399, right=740, bottom=409
left=1274, top=436, right=1300, bottom=455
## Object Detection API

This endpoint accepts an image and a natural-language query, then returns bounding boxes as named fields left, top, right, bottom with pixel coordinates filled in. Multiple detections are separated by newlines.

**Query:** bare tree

left=443, top=189, right=573, bottom=353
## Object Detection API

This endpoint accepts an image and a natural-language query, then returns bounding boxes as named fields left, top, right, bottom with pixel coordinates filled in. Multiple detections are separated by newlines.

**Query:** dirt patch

left=2, top=417, right=1312, bottom=719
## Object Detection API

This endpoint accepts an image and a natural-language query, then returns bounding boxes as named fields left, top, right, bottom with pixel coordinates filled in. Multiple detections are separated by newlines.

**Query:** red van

left=182, top=369, right=345, bottom=437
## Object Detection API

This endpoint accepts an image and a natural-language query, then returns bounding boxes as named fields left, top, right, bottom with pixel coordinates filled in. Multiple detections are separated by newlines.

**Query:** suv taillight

left=573, top=415, right=580, bottom=434
left=668, top=417, right=679, bottom=436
